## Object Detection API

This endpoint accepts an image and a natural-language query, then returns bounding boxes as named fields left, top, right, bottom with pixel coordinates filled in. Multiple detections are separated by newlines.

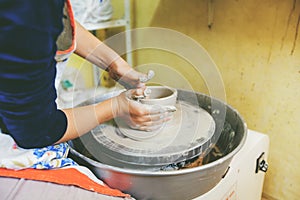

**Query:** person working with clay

left=0, top=0, right=171, bottom=154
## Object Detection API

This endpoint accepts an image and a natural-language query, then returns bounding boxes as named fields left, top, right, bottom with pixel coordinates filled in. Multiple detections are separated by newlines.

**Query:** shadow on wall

left=131, top=0, right=300, bottom=200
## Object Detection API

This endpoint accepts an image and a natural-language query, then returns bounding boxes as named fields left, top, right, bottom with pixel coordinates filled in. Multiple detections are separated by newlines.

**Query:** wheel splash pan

left=68, top=89, right=247, bottom=200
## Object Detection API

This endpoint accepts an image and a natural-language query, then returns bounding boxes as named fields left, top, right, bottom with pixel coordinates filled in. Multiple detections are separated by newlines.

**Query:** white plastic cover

left=70, top=0, right=113, bottom=30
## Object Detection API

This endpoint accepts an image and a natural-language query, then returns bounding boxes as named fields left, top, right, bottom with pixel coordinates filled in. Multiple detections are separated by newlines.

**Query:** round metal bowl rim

left=70, top=89, right=248, bottom=176
left=69, top=122, right=247, bottom=176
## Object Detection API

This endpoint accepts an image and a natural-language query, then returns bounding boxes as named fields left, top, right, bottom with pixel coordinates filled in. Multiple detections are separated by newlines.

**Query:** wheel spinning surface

left=88, top=101, right=216, bottom=169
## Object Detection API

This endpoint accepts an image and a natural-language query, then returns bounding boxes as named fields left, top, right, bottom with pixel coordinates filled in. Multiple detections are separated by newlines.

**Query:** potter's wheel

left=69, top=88, right=247, bottom=199
left=87, top=100, right=216, bottom=170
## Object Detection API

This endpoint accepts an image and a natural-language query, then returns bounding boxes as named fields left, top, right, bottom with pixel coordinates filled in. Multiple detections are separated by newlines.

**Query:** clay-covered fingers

left=127, top=105, right=174, bottom=131
left=109, top=66, right=155, bottom=89
left=110, top=68, right=147, bottom=89
left=112, top=90, right=174, bottom=131
left=129, top=117, right=172, bottom=132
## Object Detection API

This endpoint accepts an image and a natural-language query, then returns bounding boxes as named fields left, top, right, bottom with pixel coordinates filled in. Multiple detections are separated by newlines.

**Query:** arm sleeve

left=0, top=0, right=68, bottom=148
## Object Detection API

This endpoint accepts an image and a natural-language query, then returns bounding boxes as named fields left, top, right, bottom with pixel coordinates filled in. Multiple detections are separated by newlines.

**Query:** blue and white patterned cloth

left=0, top=132, right=106, bottom=186
left=0, top=133, right=77, bottom=170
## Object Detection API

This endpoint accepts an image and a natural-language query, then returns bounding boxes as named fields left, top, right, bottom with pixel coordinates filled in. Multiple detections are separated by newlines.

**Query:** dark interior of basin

left=68, top=89, right=246, bottom=171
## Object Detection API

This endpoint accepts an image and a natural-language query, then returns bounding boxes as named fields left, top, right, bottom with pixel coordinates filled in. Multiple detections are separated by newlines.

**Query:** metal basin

left=68, top=89, right=247, bottom=200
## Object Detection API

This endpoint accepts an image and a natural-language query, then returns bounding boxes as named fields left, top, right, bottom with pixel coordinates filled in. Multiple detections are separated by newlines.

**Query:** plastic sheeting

left=70, top=0, right=113, bottom=30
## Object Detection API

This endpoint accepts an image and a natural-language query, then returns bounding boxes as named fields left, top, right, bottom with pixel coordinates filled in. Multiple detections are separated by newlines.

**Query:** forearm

left=74, top=21, right=141, bottom=88
left=56, top=99, right=114, bottom=143
left=74, top=21, right=127, bottom=71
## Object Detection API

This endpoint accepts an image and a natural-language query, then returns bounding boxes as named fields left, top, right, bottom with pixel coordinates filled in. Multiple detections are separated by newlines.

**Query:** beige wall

left=69, top=0, right=300, bottom=199
left=130, top=0, right=300, bottom=199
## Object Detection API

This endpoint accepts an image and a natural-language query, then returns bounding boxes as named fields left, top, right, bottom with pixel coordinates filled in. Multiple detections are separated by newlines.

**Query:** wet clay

left=91, top=101, right=216, bottom=164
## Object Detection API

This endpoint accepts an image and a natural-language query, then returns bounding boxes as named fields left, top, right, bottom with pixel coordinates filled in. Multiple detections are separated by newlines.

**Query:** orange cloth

left=0, top=168, right=129, bottom=198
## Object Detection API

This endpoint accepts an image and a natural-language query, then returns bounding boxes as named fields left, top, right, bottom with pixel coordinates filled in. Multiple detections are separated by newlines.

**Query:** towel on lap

left=0, top=133, right=130, bottom=198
